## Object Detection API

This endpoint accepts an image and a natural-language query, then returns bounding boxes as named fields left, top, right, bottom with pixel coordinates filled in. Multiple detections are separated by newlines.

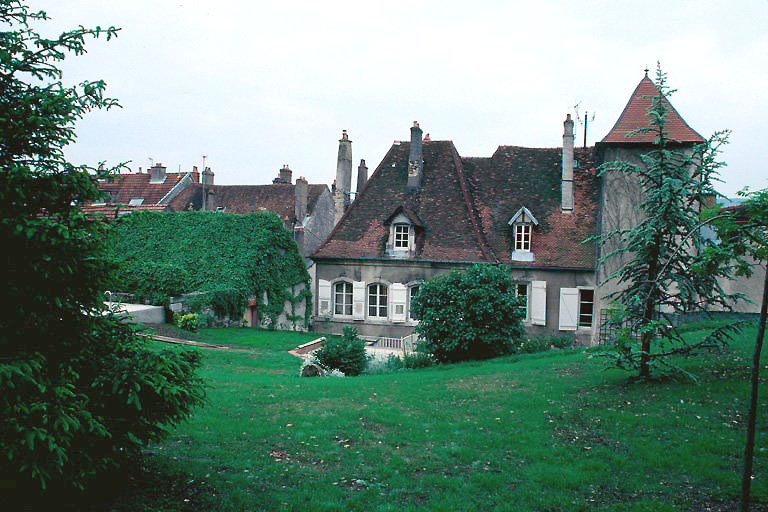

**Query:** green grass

left=105, top=323, right=767, bottom=511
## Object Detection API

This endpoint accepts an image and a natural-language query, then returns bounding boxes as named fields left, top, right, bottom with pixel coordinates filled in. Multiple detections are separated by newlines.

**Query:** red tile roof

left=168, top=183, right=328, bottom=221
left=81, top=203, right=168, bottom=220
left=98, top=171, right=199, bottom=205
left=601, top=75, right=705, bottom=144
left=312, top=140, right=599, bottom=269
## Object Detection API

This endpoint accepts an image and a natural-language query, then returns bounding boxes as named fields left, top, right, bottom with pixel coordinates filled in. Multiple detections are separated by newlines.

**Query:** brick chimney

left=405, top=121, right=423, bottom=192
left=356, top=159, right=368, bottom=194
left=295, top=176, right=308, bottom=224
left=562, top=114, right=574, bottom=212
left=149, top=163, right=167, bottom=184
left=280, top=164, right=292, bottom=184
left=202, top=166, right=214, bottom=185
left=333, top=130, right=352, bottom=225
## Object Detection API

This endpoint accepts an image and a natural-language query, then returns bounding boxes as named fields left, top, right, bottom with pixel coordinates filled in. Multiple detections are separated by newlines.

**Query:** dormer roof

left=601, top=74, right=705, bottom=144
left=507, top=206, right=539, bottom=226
left=384, top=205, right=424, bottom=228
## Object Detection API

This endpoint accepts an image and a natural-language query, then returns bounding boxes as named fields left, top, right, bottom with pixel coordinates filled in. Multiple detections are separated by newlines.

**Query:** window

left=394, top=224, right=410, bottom=249
left=408, top=285, right=420, bottom=320
left=334, top=281, right=352, bottom=316
left=515, top=282, right=529, bottom=320
left=578, top=289, right=594, bottom=328
left=128, top=198, right=144, bottom=206
left=368, top=283, right=388, bottom=318
left=514, top=223, right=532, bottom=252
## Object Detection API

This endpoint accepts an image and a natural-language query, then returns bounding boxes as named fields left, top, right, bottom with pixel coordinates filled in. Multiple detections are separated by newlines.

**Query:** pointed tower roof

left=601, top=74, right=705, bottom=144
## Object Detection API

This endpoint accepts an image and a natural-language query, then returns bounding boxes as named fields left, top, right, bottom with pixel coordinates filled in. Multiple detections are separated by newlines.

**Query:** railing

left=372, top=333, right=419, bottom=353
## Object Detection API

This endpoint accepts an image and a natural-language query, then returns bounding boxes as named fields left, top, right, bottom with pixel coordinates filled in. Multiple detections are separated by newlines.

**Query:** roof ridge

left=449, top=143, right=497, bottom=263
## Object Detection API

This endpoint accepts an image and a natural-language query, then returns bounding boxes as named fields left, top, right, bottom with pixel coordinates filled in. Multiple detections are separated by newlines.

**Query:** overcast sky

left=32, top=0, right=768, bottom=196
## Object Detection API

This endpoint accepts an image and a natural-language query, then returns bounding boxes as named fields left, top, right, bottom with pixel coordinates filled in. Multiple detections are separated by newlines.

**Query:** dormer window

left=384, top=206, right=423, bottom=257
left=508, top=206, right=538, bottom=262
left=514, top=223, right=532, bottom=252
left=394, top=224, right=410, bottom=249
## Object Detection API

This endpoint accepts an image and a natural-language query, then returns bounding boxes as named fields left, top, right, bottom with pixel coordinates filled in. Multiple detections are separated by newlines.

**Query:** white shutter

left=318, top=280, right=331, bottom=315
left=352, top=281, right=365, bottom=320
left=558, top=288, right=579, bottom=331
left=531, top=280, right=547, bottom=326
left=390, top=283, right=407, bottom=322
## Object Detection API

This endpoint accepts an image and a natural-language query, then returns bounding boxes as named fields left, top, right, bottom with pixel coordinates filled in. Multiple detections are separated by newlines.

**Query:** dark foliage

left=0, top=0, right=204, bottom=496
left=316, top=327, right=369, bottom=376
left=412, top=264, right=525, bottom=362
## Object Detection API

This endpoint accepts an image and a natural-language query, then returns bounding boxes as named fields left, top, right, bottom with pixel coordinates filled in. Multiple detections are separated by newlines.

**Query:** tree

left=597, top=64, right=740, bottom=379
left=709, top=188, right=768, bottom=512
left=0, top=0, right=204, bottom=499
left=411, top=264, right=525, bottom=363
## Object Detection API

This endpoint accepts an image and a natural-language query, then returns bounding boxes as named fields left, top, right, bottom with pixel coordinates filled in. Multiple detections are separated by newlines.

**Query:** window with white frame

left=394, top=223, right=410, bottom=249
left=368, top=283, right=388, bottom=318
left=578, top=288, right=594, bottom=328
left=515, top=282, right=529, bottom=320
left=333, top=281, right=353, bottom=316
left=408, top=284, right=420, bottom=320
left=514, top=223, right=532, bottom=252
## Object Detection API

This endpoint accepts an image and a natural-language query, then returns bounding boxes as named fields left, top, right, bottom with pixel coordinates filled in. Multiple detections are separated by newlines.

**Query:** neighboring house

left=83, top=162, right=211, bottom=218
left=311, top=73, right=756, bottom=342
left=168, top=165, right=334, bottom=261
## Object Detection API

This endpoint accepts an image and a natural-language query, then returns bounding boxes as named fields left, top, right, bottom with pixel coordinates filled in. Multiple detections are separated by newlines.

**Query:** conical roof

left=601, top=74, right=705, bottom=144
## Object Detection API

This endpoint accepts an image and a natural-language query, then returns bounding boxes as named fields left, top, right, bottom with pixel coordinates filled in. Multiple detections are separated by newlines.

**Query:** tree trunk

left=741, top=265, right=768, bottom=512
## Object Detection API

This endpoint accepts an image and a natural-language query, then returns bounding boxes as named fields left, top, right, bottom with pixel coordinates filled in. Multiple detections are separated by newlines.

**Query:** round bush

left=315, top=327, right=369, bottom=376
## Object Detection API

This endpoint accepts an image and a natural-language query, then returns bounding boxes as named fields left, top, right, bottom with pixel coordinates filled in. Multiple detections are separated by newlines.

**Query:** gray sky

left=34, top=0, right=768, bottom=196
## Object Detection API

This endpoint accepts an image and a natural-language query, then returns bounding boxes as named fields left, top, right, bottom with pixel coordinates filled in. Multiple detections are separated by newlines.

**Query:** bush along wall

left=107, top=211, right=311, bottom=329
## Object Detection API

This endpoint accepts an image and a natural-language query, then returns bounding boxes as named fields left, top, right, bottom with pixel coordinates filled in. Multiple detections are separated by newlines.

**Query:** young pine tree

left=597, top=64, right=740, bottom=379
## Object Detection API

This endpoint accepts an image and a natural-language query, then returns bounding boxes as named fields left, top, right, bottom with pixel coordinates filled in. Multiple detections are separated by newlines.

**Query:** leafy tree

left=411, top=264, right=525, bottom=363
left=709, top=188, right=768, bottom=512
left=596, top=64, right=740, bottom=379
left=316, top=326, right=369, bottom=376
left=0, top=0, right=204, bottom=499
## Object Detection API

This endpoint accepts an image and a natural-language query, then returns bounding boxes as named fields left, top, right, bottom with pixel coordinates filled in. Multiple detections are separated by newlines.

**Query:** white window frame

left=515, top=282, right=529, bottom=322
left=408, top=284, right=421, bottom=321
left=394, top=223, right=410, bottom=249
left=578, top=288, right=595, bottom=329
left=333, top=281, right=353, bottom=317
left=367, top=283, right=389, bottom=318
left=514, top=223, right=532, bottom=252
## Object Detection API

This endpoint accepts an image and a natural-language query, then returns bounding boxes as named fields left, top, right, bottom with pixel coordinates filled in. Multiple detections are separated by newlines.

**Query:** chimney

left=333, top=130, right=353, bottom=225
left=202, top=166, right=214, bottom=185
left=279, top=164, right=292, bottom=184
left=149, top=163, right=167, bottom=183
left=562, top=114, right=574, bottom=212
left=356, top=159, right=368, bottom=194
left=295, top=176, right=308, bottom=224
left=405, top=121, right=423, bottom=192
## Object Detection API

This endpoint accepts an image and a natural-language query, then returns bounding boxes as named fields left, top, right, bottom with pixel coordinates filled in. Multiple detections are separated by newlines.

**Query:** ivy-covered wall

left=107, top=211, right=311, bottom=329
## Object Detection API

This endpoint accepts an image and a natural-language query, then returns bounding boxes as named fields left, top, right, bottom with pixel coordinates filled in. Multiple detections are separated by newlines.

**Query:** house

left=167, top=165, right=334, bottom=261
left=310, top=73, right=744, bottom=342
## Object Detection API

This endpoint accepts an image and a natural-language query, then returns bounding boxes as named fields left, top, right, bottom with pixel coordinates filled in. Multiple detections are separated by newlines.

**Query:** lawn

left=99, top=322, right=767, bottom=511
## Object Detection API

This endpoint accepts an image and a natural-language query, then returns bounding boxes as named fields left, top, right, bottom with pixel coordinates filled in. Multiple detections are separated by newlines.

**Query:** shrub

left=176, top=313, right=200, bottom=332
left=315, top=327, right=369, bottom=376
left=402, top=351, right=437, bottom=369
left=518, top=336, right=551, bottom=354
left=412, top=264, right=526, bottom=362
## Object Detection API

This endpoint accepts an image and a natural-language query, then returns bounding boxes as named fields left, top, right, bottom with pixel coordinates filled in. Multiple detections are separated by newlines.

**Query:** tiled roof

left=81, top=203, right=168, bottom=220
left=98, top=171, right=198, bottom=205
left=463, top=147, right=599, bottom=269
left=601, top=75, right=705, bottom=144
left=313, top=140, right=599, bottom=269
left=168, top=183, right=328, bottom=220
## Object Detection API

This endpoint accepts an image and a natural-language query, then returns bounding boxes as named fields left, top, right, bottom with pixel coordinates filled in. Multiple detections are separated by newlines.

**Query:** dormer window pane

left=394, top=224, right=410, bottom=248
left=515, top=224, right=532, bottom=252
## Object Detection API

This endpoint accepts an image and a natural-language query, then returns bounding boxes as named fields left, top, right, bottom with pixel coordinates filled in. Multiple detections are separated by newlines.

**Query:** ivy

left=107, top=211, right=311, bottom=328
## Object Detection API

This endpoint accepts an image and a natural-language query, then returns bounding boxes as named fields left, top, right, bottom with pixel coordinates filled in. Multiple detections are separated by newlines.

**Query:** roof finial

left=644, top=66, right=649, bottom=78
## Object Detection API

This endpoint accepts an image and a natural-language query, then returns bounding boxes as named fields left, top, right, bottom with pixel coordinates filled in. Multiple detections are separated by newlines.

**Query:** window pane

left=409, top=285, right=420, bottom=319
left=578, top=289, right=594, bottom=327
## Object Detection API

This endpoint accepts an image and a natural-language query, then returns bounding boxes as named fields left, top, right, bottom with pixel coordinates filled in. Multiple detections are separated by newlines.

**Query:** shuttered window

left=333, top=281, right=353, bottom=316
left=368, top=283, right=388, bottom=318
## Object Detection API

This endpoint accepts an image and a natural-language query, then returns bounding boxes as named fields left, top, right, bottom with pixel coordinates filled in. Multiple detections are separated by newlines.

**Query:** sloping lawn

left=105, top=323, right=766, bottom=511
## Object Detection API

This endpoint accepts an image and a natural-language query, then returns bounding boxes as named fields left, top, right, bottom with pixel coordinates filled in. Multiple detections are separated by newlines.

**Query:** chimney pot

left=356, top=159, right=368, bottom=194
left=406, top=121, right=424, bottom=192
left=562, top=114, right=575, bottom=212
